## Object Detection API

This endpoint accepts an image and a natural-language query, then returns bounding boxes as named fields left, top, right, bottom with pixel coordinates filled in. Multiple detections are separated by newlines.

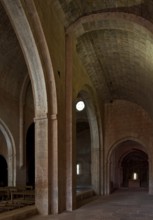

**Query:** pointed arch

left=107, top=137, right=148, bottom=162
left=0, top=119, right=16, bottom=186
left=1, top=0, right=48, bottom=117
left=66, top=12, right=153, bottom=39
left=105, top=137, right=148, bottom=194
left=1, top=0, right=58, bottom=215
left=76, top=87, right=101, bottom=194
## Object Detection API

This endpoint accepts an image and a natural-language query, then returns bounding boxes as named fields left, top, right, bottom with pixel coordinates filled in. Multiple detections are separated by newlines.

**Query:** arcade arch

left=1, top=0, right=58, bottom=215
left=75, top=90, right=100, bottom=196
left=107, top=139, right=149, bottom=194
left=121, top=149, right=148, bottom=188
left=0, top=119, right=16, bottom=187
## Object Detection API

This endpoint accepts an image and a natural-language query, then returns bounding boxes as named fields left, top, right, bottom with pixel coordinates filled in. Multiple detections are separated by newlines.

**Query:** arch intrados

left=76, top=88, right=99, bottom=148
left=22, top=0, right=58, bottom=114
left=1, top=0, right=47, bottom=117
left=0, top=119, right=16, bottom=156
left=76, top=86, right=100, bottom=193
left=118, top=148, right=148, bottom=167
left=76, top=87, right=97, bottom=116
left=0, top=119, right=16, bottom=186
left=76, top=89, right=95, bottom=117
left=67, top=12, right=153, bottom=40
left=107, top=137, right=148, bottom=164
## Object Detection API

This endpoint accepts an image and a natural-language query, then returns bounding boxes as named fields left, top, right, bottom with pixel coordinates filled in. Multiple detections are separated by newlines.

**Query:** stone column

left=105, top=160, right=110, bottom=195
left=48, top=114, right=58, bottom=214
left=100, top=148, right=104, bottom=195
left=65, top=33, right=76, bottom=211
left=149, top=158, right=153, bottom=194
left=35, top=114, right=59, bottom=215
left=91, top=148, right=100, bottom=194
left=35, top=115, right=49, bottom=215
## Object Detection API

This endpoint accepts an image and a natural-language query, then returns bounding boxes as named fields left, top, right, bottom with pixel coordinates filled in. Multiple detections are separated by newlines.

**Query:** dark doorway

left=121, top=150, right=148, bottom=188
left=26, top=123, right=35, bottom=188
left=0, top=155, right=8, bottom=186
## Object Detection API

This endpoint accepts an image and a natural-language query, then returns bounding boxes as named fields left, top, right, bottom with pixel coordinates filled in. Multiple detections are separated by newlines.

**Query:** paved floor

left=28, top=189, right=153, bottom=220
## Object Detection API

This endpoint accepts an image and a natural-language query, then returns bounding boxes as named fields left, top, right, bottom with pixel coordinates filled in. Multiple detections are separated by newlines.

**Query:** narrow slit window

left=76, top=164, right=81, bottom=175
left=133, top=172, right=138, bottom=180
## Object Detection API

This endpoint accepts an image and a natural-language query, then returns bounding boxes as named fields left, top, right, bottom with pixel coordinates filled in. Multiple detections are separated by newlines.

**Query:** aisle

left=28, top=189, right=153, bottom=220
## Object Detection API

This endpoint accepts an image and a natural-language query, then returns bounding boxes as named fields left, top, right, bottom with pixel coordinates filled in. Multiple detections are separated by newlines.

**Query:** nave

left=28, top=189, right=153, bottom=220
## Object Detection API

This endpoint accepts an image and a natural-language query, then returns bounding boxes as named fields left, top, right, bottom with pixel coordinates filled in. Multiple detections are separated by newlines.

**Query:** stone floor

left=28, top=189, right=153, bottom=220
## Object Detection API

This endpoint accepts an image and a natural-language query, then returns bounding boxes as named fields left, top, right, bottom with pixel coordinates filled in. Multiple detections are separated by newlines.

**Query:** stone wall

left=104, top=100, right=153, bottom=154
left=104, top=100, right=153, bottom=194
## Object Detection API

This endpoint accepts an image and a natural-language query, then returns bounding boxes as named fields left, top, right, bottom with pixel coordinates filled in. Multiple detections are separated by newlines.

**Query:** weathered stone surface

left=2, top=0, right=153, bottom=217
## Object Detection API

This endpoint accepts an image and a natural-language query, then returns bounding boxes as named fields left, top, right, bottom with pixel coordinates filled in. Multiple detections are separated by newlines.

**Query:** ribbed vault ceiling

left=56, top=0, right=153, bottom=118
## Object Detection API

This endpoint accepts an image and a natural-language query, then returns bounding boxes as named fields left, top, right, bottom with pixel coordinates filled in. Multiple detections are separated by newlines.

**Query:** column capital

left=34, top=114, right=48, bottom=122
left=34, top=113, right=58, bottom=122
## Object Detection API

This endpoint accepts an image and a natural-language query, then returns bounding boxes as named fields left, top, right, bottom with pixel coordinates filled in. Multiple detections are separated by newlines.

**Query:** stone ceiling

left=2, top=0, right=153, bottom=118
left=56, top=0, right=153, bottom=118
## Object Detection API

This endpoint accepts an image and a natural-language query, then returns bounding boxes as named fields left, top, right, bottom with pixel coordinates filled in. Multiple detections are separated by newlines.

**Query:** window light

left=133, top=172, right=138, bottom=180
left=76, top=101, right=85, bottom=111
left=76, top=164, right=81, bottom=175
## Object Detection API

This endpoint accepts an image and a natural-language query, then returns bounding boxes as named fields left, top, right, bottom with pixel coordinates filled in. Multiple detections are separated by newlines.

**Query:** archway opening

left=109, top=140, right=148, bottom=193
left=75, top=91, right=100, bottom=207
left=1, top=0, right=57, bottom=214
left=76, top=121, right=91, bottom=189
left=26, top=123, right=35, bottom=188
left=121, top=149, right=148, bottom=188
left=0, top=155, right=8, bottom=187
